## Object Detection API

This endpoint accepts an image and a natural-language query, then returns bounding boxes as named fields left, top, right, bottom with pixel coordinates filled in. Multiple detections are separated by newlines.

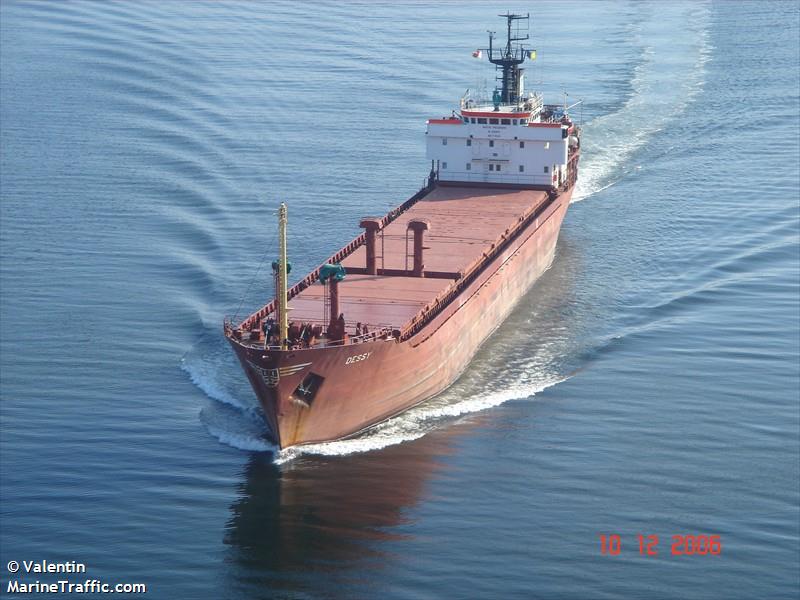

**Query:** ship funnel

left=359, top=218, right=382, bottom=275
left=407, top=219, right=431, bottom=277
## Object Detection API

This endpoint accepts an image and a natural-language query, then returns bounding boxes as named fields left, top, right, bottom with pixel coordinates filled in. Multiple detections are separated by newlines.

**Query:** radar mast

left=485, top=12, right=531, bottom=105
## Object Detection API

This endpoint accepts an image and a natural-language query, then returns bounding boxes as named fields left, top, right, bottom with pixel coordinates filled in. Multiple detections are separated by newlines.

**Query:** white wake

left=572, top=4, right=712, bottom=202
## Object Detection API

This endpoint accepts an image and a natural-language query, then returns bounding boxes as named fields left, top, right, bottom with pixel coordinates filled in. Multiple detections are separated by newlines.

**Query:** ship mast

left=277, top=203, right=289, bottom=349
left=486, top=12, right=530, bottom=105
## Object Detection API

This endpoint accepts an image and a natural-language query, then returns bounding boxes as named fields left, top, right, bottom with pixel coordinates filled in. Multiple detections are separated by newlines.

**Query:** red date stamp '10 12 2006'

left=599, top=534, right=722, bottom=557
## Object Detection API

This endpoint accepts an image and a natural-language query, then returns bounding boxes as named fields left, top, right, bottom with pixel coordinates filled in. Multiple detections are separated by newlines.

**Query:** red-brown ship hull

left=227, top=185, right=572, bottom=449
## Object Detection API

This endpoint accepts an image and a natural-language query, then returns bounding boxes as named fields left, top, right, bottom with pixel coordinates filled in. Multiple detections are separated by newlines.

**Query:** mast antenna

left=483, top=12, right=531, bottom=105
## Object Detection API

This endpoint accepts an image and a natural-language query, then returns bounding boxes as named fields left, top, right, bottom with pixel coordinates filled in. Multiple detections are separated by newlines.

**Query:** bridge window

left=519, top=165, right=525, bottom=172
left=477, top=118, right=487, bottom=124
left=489, top=118, right=499, bottom=124
left=466, top=139, right=472, bottom=146
left=520, top=141, right=525, bottom=149
left=544, top=142, right=550, bottom=149
left=501, top=118, right=511, bottom=125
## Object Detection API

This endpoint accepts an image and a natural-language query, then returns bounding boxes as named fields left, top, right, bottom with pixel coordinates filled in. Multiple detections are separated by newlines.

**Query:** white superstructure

left=426, top=93, right=579, bottom=188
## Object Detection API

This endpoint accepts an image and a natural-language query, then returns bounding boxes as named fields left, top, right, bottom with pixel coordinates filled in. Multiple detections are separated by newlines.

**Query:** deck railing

left=438, top=171, right=556, bottom=186
left=229, top=314, right=396, bottom=350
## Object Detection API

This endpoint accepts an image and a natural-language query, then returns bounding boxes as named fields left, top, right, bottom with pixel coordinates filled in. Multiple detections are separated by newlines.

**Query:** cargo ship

left=224, top=13, right=581, bottom=449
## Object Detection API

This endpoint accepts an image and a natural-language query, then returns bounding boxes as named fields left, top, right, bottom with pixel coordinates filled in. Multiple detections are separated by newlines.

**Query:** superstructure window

left=477, top=118, right=487, bottom=124
left=442, top=138, right=447, bottom=145
left=520, top=118, right=528, bottom=125
left=519, top=165, right=525, bottom=172
left=489, top=164, right=494, bottom=171
left=520, top=141, right=525, bottom=149
left=471, top=118, right=477, bottom=123
left=466, top=139, right=472, bottom=146
left=489, top=118, right=499, bottom=124
left=442, top=162, right=447, bottom=169
left=466, top=163, right=471, bottom=170
left=544, top=166, right=549, bottom=173
left=501, top=118, right=511, bottom=125
left=496, top=164, right=501, bottom=172
left=489, top=140, right=494, bottom=147
left=512, top=119, right=518, bottom=125
left=544, top=142, right=550, bottom=149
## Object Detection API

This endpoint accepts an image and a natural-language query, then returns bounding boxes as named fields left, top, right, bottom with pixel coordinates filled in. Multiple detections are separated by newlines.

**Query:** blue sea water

left=1, top=1, right=798, bottom=598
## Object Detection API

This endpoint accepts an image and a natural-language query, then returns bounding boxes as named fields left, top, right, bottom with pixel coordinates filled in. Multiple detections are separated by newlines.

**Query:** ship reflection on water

left=223, top=434, right=455, bottom=594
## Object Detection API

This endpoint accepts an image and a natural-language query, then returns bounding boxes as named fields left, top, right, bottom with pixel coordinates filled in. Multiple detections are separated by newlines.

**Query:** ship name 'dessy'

left=344, top=352, right=372, bottom=365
